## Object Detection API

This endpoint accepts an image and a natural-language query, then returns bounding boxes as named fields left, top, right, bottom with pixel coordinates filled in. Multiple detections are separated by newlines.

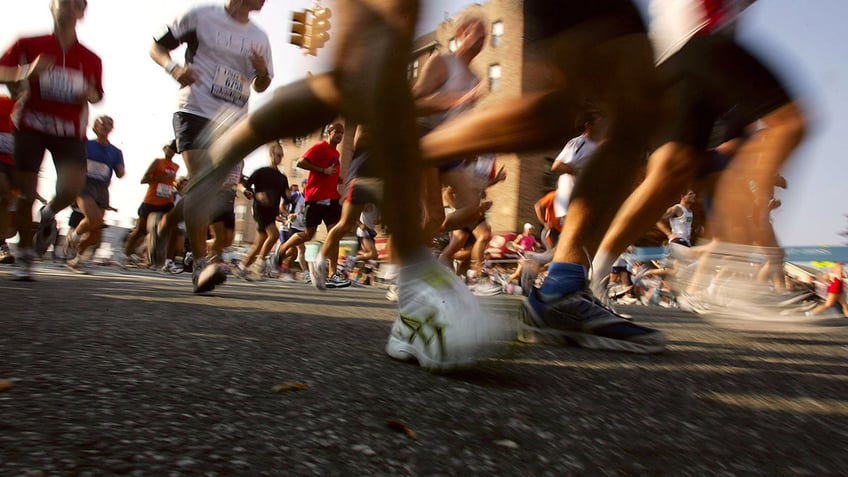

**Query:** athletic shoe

left=519, top=288, right=666, bottom=354
left=386, top=259, right=511, bottom=371
left=161, top=259, right=183, bottom=274
left=309, top=258, right=328, bottom=290
left=12, top=250, right=34, bottom=281
left=0, top=244, right=14, bottom=264
left=303, top=271, right=312, bottom=284
left=325, top=271, right=351, bottom=289
left=193, top=257, right=227, bottom=293
left=64, top=257, right=91, bottom=275
left=34, top=207, right=57, bottom=257
left=63, top=234, right=79, bottom=261
left=469, top=280, right=503, bottom=297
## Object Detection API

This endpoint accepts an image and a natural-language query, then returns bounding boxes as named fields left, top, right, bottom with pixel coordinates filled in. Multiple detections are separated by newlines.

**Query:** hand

left=249, top=48, right=268, bottom=78
left=171, top=64, right=197, bottom=87
left=323, top=164, right=337, bottom=176
left=79, top=80, right=100, bottom=104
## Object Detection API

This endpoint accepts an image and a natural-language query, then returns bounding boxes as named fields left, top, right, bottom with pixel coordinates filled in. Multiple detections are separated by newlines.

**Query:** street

left=1, top=262, right=847, bottom=476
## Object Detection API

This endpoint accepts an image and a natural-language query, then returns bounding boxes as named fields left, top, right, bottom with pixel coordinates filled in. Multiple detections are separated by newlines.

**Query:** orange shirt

left=537, top=191, right=561, bottom=232
left=143, top=158, right=180, bottom=206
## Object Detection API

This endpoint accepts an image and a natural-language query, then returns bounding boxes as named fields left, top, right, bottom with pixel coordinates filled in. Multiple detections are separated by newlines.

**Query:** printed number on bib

left=211, top=66, right=249, bottom=106
left=39, top=67, right=85, bottom=104
left=156, top=183, right=174, bottom=199
left=87, top=159, right=112, bottom=181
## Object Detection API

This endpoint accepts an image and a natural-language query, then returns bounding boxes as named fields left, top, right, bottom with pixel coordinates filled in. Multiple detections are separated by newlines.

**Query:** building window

left=488, top=64, right=502, bottom=92
left=491, top=21, right=504, bottom=48
left=448, top=37, right=457, bottom=52
left=408, top=59, right=420, bottom=80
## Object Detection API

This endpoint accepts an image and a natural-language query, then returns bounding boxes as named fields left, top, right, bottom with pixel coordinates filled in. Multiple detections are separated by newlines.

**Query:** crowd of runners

left=1, top=0, right=845, bottom=372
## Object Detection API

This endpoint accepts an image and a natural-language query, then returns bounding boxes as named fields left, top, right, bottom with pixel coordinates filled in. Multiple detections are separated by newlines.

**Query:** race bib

left=210, top=65, right=249, bottom=106
left=0, top=132, right=12, bottom=155
left=39, top=67, right=85, bottom=104
left=155, top=183, right=174, bottom=199
left=86, top=159, right=112, bottom=181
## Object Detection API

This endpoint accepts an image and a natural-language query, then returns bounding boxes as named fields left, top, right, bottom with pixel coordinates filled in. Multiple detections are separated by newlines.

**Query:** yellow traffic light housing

left=288, top=7, right=331, bottom=56
left=290, top=10, right=310, bottom=49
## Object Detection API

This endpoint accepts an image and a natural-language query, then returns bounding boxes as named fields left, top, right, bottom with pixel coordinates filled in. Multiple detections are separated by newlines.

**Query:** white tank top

left=669, top=205, right=694, bottom=242
left=420, top=53, right=480, bottom=131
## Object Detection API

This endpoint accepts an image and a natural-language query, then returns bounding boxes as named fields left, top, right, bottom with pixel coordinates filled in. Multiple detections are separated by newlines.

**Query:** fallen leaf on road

left=386, top=420, right=417, bottom=439
left=0, top=380, right=15, bottom=392
left=272, top=382, right=308, bottom=393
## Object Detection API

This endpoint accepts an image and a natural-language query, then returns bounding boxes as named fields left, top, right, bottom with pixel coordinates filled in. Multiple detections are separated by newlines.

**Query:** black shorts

left=81, top=180, right=111, bottom=210
left=304, top=199, right=342, bottom=230
left=173, top=112, right=213, bottom=152
left=14, top=129, right=86, bottom=173
left=344, top=177, right=383, bottom=206
left=0, top=162, right=13, bottom=187
left=253, top=204, right=279, bottom=231
left=138, top=202, right=174, bottom=219
left=656, top=34, right=793, bottom=151
left=210, top=191, right=236, bottom=229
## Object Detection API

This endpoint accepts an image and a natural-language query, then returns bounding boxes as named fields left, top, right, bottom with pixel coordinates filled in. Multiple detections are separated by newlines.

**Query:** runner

left=1, top=0, right=103, bottom=280
left=150, top=0, right=273, bottom=293
left=237, top=142, right=290, bottom=279
left=123, top=139, right=180, bottom=271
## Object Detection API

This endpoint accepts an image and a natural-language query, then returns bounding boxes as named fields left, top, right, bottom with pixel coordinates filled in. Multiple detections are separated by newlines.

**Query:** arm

left=487, top=165, right=507, bottom=188
left=113, top=150, right=126, bottom=179
left=249, top=47, right=272, bottom=93
left=550, top=161, right=578, bottom=175
left=150, top=14, right=198, bottom=87
left=295, top=156, right=335, bottom=176
left=655, top=205, right=680, bottom=239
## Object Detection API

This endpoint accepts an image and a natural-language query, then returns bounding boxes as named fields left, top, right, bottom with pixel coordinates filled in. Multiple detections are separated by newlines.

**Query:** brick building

left=233, top=0, right=564, bottom=245
left=412, top=0, right=561, bottom=234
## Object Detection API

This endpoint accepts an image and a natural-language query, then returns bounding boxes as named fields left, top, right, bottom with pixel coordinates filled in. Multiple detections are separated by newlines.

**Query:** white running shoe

left=308, top=258, right=327, bottom=290
left=386, top=258, right=511, bottom=371
left=193, top=257, right=227, bottom=293
left=325, top=271, right=351, bottom=289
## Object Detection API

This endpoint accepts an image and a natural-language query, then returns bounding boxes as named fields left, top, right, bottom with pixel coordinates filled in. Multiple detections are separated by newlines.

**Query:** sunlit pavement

left=1, top=262, right=847, bottom=475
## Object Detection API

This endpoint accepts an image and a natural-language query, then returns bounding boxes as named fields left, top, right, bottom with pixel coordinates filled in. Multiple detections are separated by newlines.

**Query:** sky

left=1, top=0, right=846, bottom=246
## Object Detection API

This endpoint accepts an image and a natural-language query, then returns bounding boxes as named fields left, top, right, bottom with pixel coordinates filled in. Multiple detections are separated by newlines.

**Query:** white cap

left=523, top=223, right=533, bottom=230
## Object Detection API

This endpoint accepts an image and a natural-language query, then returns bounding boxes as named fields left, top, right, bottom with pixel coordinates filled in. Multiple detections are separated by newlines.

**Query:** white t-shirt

left=553, top=135, right=597, bottom=218
left=161, top=5, right=274, bottom=120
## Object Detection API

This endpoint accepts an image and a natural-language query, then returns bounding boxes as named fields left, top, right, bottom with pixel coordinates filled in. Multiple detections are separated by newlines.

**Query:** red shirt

left=827, top=276, right=844, bottom=295
left=301, top=141, right=341, bottom=202
left=0, top=34, right=103, bottom=139
left=0, top=96, right=14, bottom=166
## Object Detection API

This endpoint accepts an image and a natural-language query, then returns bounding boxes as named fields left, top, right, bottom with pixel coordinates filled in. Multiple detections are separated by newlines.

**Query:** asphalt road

left=1, top=262, right=847, bottom=476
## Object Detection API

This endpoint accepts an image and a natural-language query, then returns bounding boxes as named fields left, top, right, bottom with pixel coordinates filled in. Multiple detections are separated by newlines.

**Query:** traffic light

left=307, top=7, right=332, bottom=55
left=290, top=9, right=309, bottom=49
